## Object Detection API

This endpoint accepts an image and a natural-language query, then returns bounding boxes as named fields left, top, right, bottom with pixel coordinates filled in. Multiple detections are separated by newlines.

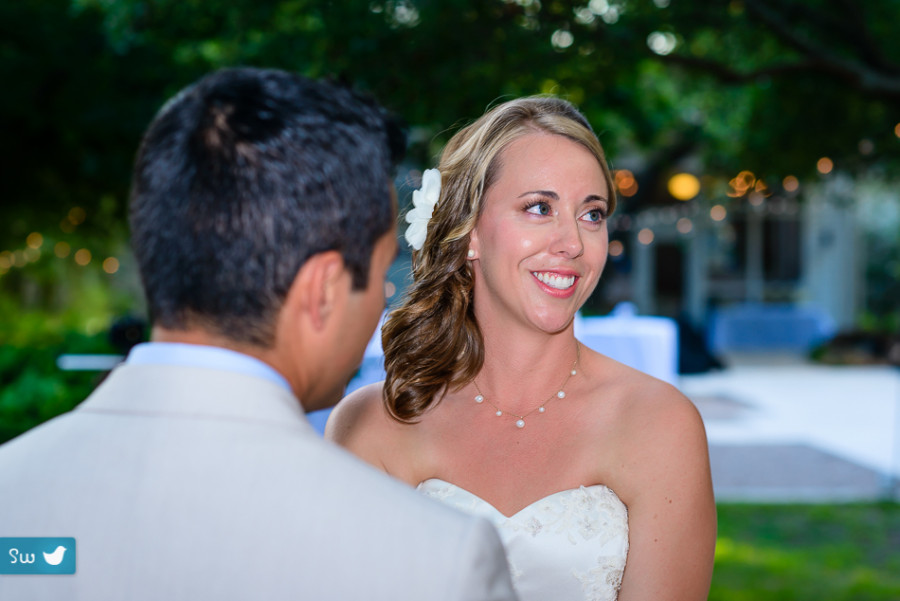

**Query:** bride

left=327, top=96, right=716, bottom=600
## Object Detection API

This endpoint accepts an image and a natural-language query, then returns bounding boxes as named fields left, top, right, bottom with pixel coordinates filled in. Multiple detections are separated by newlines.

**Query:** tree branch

left=650, top=0, right=900, bottom=101
left=742, top=0, right=900, bottom=98
left=655, top=54, right=817, bottom=84
left=831, top=0, right=900, bottom=73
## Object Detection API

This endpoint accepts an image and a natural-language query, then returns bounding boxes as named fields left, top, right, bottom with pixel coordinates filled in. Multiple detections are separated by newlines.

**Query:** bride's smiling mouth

left=531, top=271, right=578, bottom=291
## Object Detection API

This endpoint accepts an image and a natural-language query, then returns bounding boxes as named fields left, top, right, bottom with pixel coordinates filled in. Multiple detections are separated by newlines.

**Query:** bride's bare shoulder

left=580, top=347, right=705, bottom=447
left=325, top=382, right=419, bottom=472
left=326, top=383, right=388, bottom=448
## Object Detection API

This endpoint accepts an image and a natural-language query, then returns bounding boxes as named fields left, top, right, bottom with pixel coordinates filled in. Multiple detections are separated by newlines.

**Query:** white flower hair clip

left=404, top=168, right=442, bottom=251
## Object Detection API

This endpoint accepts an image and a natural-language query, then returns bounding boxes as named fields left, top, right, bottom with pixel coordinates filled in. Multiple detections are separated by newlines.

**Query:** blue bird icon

left=43, top=546, right=67, bottom=566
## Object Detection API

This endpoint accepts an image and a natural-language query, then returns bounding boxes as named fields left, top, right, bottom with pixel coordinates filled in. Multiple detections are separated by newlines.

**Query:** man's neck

left=150, top=326, right=303, bottom=395
left=151, top=325, right=247, bottom=350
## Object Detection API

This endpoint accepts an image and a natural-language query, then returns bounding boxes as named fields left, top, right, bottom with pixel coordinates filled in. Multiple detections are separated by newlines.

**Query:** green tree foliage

left=4, top=0, right=898, bottom=250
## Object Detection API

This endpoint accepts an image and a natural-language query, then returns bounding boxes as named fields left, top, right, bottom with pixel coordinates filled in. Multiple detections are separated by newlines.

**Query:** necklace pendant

left=472, top=344, right=578, bottom=430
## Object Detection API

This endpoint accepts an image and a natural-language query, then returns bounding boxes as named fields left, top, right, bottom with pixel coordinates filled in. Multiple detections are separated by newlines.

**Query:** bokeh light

left=26, top=233, right=43, bottom=249
left=55, top=241, right=71, bottom=258
left=727, top=170, right=756, bottom=197
left=68, top=207, right=86, bottom=225
left=858, top=139, right=874, bottom=155
left=614, top=169, right=638, bottom=197
left=608, top=239, right=624, bottom=257
left=74, top=249, right=92, bottom=266
left=102, top=257, right=120, bottom=274
left=710, top=205, right=727, bottom=221
left=817, top=157, right=833, bottom=174
left=667, top=173, right=700, bottom=201
left=551, top=29, right=574, bottom=50
left=783, top=175, right=799, bottom=192
left=676, top=218, right=693, bottom=234
left=638, top=228, right=655, bottom=245
left=647, top=31, right=676, bottom=55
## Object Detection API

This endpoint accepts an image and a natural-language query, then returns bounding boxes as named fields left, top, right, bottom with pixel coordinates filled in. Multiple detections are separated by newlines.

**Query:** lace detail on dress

left=573, top=555, right=626, bottom=601
left=418, top=480, right=629, bottom=601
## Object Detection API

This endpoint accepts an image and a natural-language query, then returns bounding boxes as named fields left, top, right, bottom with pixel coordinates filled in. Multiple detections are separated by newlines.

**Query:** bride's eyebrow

left=518, top=190, right=608, bottom=205
left=583, top=194, right=609, bottom=206
left=518, top=190, right=558, bottom=199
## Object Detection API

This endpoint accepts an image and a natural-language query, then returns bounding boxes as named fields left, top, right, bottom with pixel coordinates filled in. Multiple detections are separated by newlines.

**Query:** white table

left=574, top=306, right=679, bottom=385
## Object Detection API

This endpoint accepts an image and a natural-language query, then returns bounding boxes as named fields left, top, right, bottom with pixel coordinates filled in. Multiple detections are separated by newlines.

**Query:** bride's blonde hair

left=382, top=96, right=616, bottom=422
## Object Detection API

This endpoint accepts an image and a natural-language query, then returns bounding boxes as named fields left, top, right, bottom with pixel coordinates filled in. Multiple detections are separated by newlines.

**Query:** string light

left=637, top=228, right=655, bottom=245
left=74, top=249, right=92, bottom=266
left=727, top=170, right=756, bottom=197
left=667, top=173, right=700, bottom=201
left=26, top=233, right=43, bottom=249
left=676, top=218, right=693, bottom=234
left=748, top=192, right=765, bottom=207
left=68, top=207, right=86, bottom=225
left=614, top=169, right=638, bottom=197
left=858, top=139, right=874, bottom=155
left=102, top=257, right=120, bottom=274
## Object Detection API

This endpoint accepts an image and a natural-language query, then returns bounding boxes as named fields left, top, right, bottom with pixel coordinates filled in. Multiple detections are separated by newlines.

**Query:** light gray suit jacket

left=0, top=363, right=516, bottom=600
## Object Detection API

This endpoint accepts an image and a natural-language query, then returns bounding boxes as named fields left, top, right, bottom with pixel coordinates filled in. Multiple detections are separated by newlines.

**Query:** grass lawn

left=712, top=503, right=900, bottom=600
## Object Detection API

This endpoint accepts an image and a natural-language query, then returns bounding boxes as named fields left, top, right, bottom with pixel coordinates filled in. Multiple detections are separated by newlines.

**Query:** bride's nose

left=548, top=216, right=584, bottom=259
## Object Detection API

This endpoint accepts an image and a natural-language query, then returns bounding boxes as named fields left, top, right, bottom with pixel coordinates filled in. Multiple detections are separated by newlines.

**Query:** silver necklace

left=472, top=344, right=580, bottom=429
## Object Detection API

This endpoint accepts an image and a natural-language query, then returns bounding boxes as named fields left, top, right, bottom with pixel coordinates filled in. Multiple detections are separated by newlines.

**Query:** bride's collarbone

left=414, top=403, right=626, bottom=495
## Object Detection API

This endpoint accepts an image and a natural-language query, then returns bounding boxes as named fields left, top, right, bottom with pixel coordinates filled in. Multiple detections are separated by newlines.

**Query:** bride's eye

left=525, top=201, right=552, bottom=216
left=581, top=208, right=606, bottom=224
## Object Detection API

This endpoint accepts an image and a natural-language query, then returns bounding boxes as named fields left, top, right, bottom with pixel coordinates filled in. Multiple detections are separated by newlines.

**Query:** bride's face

left=468, top=132, right=610, bottom=334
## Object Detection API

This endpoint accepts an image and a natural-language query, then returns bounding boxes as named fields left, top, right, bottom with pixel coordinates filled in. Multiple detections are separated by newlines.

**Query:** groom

left=0, top=68, right=515, bottom=600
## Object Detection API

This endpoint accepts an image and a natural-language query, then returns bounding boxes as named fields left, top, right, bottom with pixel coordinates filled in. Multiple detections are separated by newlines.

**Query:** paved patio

left=679, top=354, right=900, bottom=502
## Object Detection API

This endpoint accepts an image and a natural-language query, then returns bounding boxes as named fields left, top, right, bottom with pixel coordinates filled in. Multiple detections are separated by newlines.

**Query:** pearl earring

left=467, top=249, right=475, bottom=259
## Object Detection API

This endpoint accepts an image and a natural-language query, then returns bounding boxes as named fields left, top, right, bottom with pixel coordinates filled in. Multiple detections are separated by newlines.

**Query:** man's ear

left=284, top=251, right=347, bottom=331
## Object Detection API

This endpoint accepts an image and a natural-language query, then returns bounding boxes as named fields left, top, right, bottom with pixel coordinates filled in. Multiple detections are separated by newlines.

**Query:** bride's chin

left=529, top=313, right=577, bottom=335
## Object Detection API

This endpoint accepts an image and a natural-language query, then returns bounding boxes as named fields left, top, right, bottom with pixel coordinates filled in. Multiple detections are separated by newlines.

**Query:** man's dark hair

left=130, top=67, right=405, bottom=347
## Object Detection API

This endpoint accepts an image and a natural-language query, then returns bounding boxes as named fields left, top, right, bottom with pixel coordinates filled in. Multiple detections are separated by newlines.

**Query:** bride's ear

left=467, top=228, right=481, bottom=259
left=283, top=251, right=347, bottom=332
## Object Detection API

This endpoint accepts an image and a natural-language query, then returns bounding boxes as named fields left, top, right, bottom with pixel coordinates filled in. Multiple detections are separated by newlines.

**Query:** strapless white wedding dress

left=418, top=479, right=629, bottom=601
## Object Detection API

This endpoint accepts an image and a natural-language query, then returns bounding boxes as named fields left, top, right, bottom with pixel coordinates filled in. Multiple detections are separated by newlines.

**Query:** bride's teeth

left=533, top=272, right=576, bottom=290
